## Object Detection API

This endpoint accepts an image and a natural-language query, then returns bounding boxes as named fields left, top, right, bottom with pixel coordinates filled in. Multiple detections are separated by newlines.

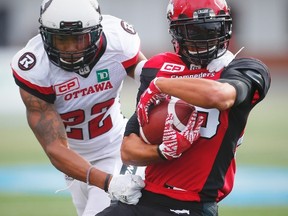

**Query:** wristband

left=104, top=174, right=112, bottom=192
left=157, top=145, right=167, bottom=160
left=86, top=166, right=94, bottom=185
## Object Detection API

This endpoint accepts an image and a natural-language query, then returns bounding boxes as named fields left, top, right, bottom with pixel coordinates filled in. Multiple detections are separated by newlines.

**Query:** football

left=139, top=97, right=195, bottom=145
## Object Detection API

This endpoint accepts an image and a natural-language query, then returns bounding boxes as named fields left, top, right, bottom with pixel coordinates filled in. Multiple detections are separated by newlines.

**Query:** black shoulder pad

left=224, top=58, right=271, bottom=100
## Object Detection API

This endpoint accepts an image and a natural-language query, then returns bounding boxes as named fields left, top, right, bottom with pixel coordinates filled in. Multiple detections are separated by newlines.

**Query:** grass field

left=1, top=193, right=287, bottom=216
left=1, top=75, right=287, bottom=215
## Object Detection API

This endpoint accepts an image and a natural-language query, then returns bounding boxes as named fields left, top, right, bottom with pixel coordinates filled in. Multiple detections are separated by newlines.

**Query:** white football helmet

left=39, top=0, right=103, bottom=73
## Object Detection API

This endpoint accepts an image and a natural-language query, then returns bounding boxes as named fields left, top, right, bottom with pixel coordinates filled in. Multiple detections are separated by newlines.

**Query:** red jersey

left=125, top=51, right=271, bottom=203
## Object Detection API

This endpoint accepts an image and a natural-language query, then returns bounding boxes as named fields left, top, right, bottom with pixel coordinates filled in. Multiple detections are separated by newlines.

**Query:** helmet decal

left=214, top=0, right=228, bottom=10
left=40, top=0, right=53, bottom=16
left=167, top=0, right=174, bottom=20
left=89, top=0, right=101, bottom=14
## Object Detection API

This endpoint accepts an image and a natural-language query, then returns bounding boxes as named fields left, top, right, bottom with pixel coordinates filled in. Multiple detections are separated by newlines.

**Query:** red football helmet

left=167, top=0, right=232, bottom=66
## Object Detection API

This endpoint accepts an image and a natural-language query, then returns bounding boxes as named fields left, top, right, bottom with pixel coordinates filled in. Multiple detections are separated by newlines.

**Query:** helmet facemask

left=39, top=21, right=102, bottom=73
left=169, top=10, right=232, bottom=66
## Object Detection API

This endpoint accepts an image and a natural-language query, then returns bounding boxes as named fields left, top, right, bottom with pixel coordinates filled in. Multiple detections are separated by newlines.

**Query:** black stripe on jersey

left=199, top=105, right=250, bottom=201
left=124, top=112, right=139, bottom=137
left=137, top=67, right=159, bottom=102
left=14, top=74, right=56, bottom=104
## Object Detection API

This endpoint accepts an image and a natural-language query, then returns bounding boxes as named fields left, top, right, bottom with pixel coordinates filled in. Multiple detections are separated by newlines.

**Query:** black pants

left=96, top=190, right=218, bottom=216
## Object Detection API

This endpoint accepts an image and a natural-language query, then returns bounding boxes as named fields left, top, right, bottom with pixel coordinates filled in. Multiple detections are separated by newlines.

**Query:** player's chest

left=52, top=62, right=126, bottom=106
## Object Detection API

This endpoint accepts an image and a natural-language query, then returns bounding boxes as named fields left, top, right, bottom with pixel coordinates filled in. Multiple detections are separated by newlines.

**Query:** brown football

left=139, top=97, right=195, bottom=145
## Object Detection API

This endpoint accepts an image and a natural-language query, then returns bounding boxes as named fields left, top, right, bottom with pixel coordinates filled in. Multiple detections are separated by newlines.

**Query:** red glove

left=158, top=110, right=203, bottom=160
left=137, top=78, right=167, bottom=126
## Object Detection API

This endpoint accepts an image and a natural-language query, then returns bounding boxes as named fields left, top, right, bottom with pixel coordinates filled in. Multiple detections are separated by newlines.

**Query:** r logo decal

left=18, top=52, right=36, bottom=71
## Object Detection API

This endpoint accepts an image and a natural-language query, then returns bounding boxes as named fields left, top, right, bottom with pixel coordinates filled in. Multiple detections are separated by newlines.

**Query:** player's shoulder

left=102, top=15, right=139, bottom=42
left=227, top=57, right=269, bottom=74
left=226, top=57, right=271, bottom=83
left=11, top=34, right=52, bottom=82
left=101, top=15, right=140, bottom=58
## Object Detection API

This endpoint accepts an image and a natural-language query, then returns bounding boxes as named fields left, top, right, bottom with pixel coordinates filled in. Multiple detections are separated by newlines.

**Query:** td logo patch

left=96, top=69, right=110, bottom=82
left=18, top=52, right=36, bottom=71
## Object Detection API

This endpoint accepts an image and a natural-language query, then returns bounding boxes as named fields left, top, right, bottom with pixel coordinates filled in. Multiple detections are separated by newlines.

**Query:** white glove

left=108, top=174, right=145, bottom=205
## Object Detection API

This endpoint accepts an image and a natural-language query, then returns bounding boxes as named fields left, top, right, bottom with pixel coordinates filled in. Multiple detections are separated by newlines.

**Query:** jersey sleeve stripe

left=121, top=51, right=139, bottom=70
left=13, top=70, right=56, bottom=103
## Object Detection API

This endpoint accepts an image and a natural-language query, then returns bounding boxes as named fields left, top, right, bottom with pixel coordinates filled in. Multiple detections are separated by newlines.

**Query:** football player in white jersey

left=11, top=0, right=146, bottom=215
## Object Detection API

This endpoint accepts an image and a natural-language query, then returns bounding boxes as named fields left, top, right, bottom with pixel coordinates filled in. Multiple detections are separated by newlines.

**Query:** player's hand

left=158, top=110, right=203, bottom=160
left=137, top=78, right=167, bottom=126
left=108, top=174, right=145, bottom=205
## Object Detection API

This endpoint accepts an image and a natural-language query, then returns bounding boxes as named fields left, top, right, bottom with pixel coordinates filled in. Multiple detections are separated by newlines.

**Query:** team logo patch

left=160, top=62, right=185, bottom=72
left=18, top=52, right=37, bottom=71
left=96, top=69, right=110, bottom=82
left=54, top=77, right=80, bottom=95
left=120, top=20, right=136, bottom=35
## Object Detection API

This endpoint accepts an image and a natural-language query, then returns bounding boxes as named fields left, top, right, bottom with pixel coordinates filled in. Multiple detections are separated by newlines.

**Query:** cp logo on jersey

left=18, top=52, right=36, bottom=71
left=160, top=63, right=185, bottom=73
left=54, top=78, right=80, bottom=95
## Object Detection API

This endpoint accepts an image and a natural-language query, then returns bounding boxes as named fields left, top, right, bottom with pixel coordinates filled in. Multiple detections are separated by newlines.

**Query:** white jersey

left=11, top=15, right=141, bottom=161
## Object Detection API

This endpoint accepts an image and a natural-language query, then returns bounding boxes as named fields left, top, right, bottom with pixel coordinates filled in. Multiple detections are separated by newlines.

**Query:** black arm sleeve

left=124, top=112, right=140, bottom=137
left=136, top=67, right=159, bottom=103
left=218, top=78, right=250, bottom=107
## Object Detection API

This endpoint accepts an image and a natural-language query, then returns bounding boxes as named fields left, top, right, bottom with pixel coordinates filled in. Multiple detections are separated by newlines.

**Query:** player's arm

left=121, top=113, right=163, bottom=166
left=150, top=58, right=270, bottom=112
left=19, top=88, right=109, bottom=188
left=126, top=51, right=147, bottom=81
left=155, top=77, right=237, bottom=111
left=20, top=87, right=145, bottom=204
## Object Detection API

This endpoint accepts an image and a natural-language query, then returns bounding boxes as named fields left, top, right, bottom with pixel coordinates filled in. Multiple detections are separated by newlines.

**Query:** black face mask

left=169, top=16, right=232, bottom=65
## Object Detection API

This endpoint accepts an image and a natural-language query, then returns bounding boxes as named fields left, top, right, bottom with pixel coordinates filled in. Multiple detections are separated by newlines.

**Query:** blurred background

left=0, top=0, right=287, bottom=215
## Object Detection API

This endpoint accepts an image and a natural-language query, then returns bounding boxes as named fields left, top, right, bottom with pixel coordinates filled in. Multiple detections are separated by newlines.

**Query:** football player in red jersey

left=96, top=0, right=271, bottom=215
left=11, top=0, right=146, bottom=215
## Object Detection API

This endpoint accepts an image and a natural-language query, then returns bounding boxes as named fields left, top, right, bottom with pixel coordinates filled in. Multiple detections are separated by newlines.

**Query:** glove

left=137, top=78, right=167, bottom=126
left=108, top=174, right=145, bottom=205
left=158, top=110, right=203, bottom=160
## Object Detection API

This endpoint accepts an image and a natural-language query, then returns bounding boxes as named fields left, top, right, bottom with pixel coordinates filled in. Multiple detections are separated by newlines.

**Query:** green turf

left=219, top=206, right=288, bottom=216
left=0, top=194, right=76, bottom=216
left=1, top=193, right=288, bottom=216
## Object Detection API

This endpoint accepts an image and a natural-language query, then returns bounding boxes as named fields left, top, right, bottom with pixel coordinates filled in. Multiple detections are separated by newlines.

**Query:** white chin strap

left=60, top=57, right=84, bottom=65
left=188, top=46, right=216, bottom=55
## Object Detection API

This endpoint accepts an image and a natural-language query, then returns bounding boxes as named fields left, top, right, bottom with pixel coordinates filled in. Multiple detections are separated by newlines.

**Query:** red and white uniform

left=11, top=15, right=141, bottom=215
left=12, top=15, right=140, bottom=161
